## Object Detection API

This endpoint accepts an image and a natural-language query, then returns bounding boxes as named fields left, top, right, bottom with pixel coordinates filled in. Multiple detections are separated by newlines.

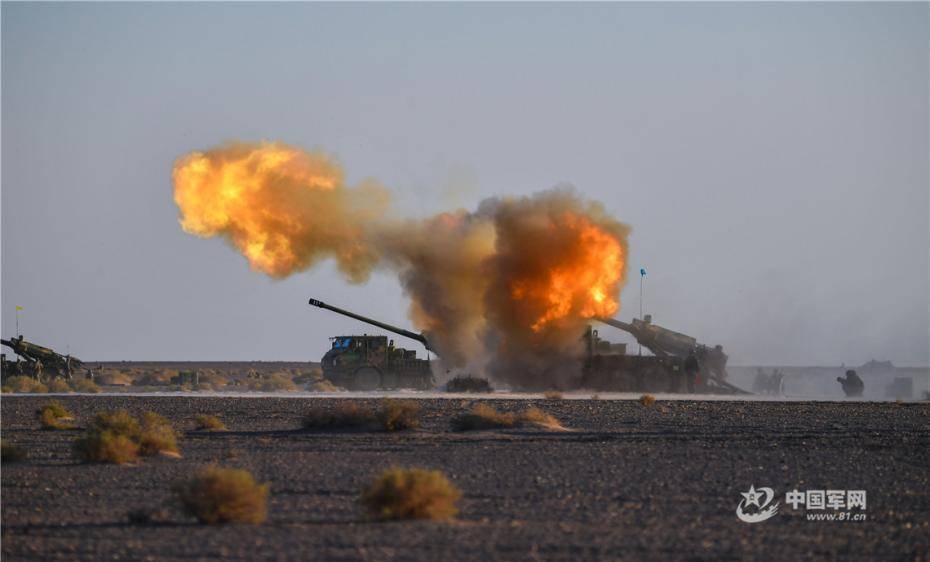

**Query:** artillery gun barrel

left=308, top=298, right=433, bottom=352
left=596, top=317, right=633, bottom=333
left=595, top=316, right=697, bottom=358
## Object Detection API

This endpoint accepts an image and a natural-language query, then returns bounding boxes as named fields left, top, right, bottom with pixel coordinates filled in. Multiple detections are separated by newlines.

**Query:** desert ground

left=2, top=394, right=928, bottom=561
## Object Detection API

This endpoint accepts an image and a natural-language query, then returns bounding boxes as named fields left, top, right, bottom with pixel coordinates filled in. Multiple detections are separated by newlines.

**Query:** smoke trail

left=173, top=141, right=630, bottom=387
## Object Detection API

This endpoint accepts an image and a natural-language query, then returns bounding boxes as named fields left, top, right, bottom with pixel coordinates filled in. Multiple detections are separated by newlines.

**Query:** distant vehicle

left=308, top=299, right=434, bottom=391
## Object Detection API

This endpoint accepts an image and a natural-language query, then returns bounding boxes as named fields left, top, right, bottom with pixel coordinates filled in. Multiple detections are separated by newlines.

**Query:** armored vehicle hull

left=309, top=299, right=435, bottom=391
left=320, top=335, right=433, bottom=390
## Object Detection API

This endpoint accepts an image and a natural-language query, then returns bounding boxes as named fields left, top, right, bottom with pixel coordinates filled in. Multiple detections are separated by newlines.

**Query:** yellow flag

left=15, top=306, right=23, bottom=311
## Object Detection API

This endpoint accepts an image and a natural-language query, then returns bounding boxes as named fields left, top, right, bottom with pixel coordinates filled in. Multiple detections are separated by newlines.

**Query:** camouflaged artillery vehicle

left=1, top=335, right=93, bottom=381
left=580, top=314, right=748, bottom=394
left=308, top=299, right=435, bottom=390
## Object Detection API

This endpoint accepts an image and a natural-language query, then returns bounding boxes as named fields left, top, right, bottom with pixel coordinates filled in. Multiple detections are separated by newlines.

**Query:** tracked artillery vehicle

left=581, top=315, right=748, bottom=394
left=1, top=335, right=93, bottom=381
left=308, top=299, right=435, bottom=390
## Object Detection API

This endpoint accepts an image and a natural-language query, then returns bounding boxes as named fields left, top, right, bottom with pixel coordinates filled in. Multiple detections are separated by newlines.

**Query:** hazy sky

left=2, top=3, right=928, bottom=367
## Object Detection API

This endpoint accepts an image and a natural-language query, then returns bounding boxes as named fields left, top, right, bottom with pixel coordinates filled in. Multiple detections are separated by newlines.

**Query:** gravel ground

left=2, top=395, right=928, bottom=561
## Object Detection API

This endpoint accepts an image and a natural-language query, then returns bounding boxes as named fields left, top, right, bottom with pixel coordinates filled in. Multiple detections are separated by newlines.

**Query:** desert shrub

left=74, top=430, right=139, bottom=464
left=445, top=376, right=493, bottom=393
left=38, top=400, right=74, bottom=430
left=136, top=371, right=172, bottom=386
left=591, top=394, right=601, bottom=400
left=31, top=382, right=49, bottom=393
left=139, top=412, right=180, bottom=456
left=0, top=386, right=11, bottom=393
left=198, top=373, right=229, bottom=391
left=452, top=404, right=564, bottom=431
left=517, top=407, right=563, bottom=429
left=195, top=414, right=227, bottom=431
left=175, top=466, right=269, bottom=524
left=543, top=390, right=564, bottom=400
left=303, top=402, right=376, bottom=431
left=639, top=394, right=656, bottom=407
left=293, top=368, right=323, bottom=385
left=303, top=400, right=419, bottom=432
left=1, top=439, right=27, bottom=463
left=259, top=374, right=297, bottom=392
left=309, top=380, right=339, bottom=392
left=360, top=467, right=461, bottom=521
left=452, top=403, right=515, bottom=430
left=4, top=376, right=40, bottom=393
left=48, top=379, right=73, bottom=393
left=72, top=378, right=100, bottom=393
left=73, top=410, right=178, bottom=463
left=98, top=372, right=133, bottom=386
left=377, top=400, right=421, bottom=431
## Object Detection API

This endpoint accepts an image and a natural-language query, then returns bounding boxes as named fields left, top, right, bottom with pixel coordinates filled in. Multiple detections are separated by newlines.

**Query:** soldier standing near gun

left=837, top=369, right=864, bottom=397
left=683, top=348, right=700, bottom=393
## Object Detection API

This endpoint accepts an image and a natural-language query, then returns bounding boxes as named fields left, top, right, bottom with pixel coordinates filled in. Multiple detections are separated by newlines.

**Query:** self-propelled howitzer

left=582, top=315, right=748, bottom=394
left=307, top=298, right=435, bottom=390
left=1, top=335, right=87, bottom=380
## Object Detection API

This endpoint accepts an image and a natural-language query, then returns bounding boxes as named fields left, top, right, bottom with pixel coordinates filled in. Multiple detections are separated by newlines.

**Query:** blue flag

left=640, top=268, right=647, bottom=277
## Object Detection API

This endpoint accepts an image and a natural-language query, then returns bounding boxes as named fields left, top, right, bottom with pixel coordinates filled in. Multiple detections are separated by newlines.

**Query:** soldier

left=837, top=369, right=864, bottom=397
left=684, top=348, right=700, bottom=393
left=33, top=359, right=44, bottom=382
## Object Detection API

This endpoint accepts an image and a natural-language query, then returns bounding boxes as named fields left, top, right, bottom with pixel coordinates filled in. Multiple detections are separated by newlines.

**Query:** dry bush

left=360, top=467, right=461, bottom=521
left=98, top=372, right=133, bottom=386
left=309, top=379, right=340, bottom=392
left=445, top=375, right=494, bottom=393
left=303, top=402, right=376, bottom=431
left=38, top=400, right=75, bottom=430
left=73, top=410, right=179, bottom=463
left=195, top=414, right=227, bottom=431
left=74, top=430, right=139, bottom=464
left=378, top=400, right=421, bottom=431
left=175, top=466, right=269, bottom=524
left=72, top=378, right=100, bottom=393
left=0, top=386, right=11, bottom=394
left=517, top=407, right=564, bottom=429
left=260, top=373, right=297, bottom=392
left=74, top=410, right=141, bottom=463
left=4, top=376, right=40, bottom=393
left=5, top=376, right=50, bottom=393
left=303, top=401, right=419, bottom=432
left=139, top=412, right=180, bottom=456
left=136, top=371, right=172, bottom=386
left=49, top=379, right=73, bottom=393
left=639, top=394, right=656, bottom=407
left=591, top=394, right=601, bottom=400
left=198, top=373, right=229, bottom=391
left=452, top=404, right=564, bottom=431
left=293, top=368, right=323, bottom=385
left=452, top=403, right=516, bottom=430
left=241, top=374, right=297, bottom=392
left=543, top=390, right=564, bottom=400
left=1, top=439, right=27, bottom=463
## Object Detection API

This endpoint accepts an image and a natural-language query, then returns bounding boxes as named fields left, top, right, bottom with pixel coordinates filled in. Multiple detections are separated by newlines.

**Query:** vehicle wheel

left=352, top=367, right=382, bottom=390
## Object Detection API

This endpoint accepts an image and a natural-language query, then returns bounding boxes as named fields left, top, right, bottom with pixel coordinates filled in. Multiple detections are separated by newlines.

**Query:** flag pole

left=637, top=267, right=646, bottom=355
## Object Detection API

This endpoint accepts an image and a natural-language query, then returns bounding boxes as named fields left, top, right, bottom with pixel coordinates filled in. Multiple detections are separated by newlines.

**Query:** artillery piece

left=582, top=315, right=748, bottom=394
left=1, top=335, right=91, bottom=381
left=308, top=299, right=434, bottom=390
